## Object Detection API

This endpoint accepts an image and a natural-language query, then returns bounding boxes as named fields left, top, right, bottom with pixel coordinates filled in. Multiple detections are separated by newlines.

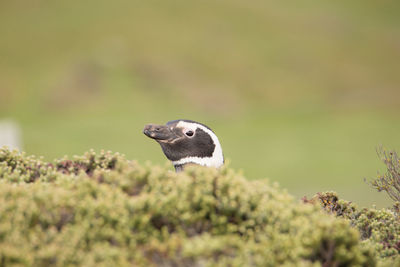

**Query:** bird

left=143, top=119, right=224, bottom=172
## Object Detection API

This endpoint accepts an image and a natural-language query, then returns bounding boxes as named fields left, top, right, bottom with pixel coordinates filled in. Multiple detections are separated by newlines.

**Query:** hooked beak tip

left=143, top=125, right=151, bottom=137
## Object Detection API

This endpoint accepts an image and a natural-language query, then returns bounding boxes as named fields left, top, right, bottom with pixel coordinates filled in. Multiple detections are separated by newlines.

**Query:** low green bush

left=303, top=147, right=400, bottom=264
left=0, top=148, right=381, bottom=266
left=305, top=192, right=400, bottom=265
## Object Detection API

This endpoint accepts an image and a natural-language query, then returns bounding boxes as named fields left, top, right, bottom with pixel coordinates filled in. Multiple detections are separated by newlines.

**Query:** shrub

left=368, top=147, right=400, bottom=207
left=305, top=192, right=400, bottom=261
left=0, top=148, right=375, bottom=266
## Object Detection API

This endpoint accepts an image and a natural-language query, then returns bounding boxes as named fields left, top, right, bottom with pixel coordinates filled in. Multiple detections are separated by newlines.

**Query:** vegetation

left=302, top=148, right=400, bottom=265
left=1, top=147, right=393, bottom=266
left=368, top=148, right=400, bottom=204
left=304, top=192, right=399, bottom=260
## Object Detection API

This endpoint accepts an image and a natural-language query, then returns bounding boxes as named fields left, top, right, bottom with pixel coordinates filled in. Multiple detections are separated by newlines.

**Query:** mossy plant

left=305, top=191, right=400, bottom=264
left=0, top=147, right=389, bottom=266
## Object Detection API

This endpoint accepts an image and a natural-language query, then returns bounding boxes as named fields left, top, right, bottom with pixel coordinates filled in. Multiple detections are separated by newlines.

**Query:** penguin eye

left=184, top=130, right=194, bottom=137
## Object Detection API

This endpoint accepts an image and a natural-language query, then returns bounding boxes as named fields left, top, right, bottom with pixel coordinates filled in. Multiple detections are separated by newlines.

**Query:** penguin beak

left=143, top=124, right=177, bottom=142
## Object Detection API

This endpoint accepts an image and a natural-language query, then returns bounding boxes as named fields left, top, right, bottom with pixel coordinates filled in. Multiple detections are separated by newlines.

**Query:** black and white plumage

left=143, top=119, right=224, bottom=172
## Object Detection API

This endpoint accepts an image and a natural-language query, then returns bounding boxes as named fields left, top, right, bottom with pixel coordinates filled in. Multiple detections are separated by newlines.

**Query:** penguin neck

left=173, top=162, right=197, bottom=172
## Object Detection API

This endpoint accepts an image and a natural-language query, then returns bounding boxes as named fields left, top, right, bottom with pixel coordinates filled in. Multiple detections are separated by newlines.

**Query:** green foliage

left=369, top=147, right=400, bottom=205
left=306, top=192, right=400, bottom=262
left=0, top=148, right=377, bottom=266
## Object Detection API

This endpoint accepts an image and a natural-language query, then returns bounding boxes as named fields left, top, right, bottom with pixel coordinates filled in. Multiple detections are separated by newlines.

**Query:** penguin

left=143, top=119, right=224, bottom=172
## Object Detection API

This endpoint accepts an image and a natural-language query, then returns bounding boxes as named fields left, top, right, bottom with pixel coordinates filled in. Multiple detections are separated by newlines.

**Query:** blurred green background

left=1, top=0, right=399, bottom=207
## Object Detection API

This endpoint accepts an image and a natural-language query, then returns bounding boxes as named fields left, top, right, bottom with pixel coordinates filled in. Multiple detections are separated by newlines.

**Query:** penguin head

left=143, top=119, right=224, bottom=171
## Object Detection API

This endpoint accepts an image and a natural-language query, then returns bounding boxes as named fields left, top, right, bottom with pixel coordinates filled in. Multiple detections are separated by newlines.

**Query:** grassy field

left=1, top=0, right=399, bottom=207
